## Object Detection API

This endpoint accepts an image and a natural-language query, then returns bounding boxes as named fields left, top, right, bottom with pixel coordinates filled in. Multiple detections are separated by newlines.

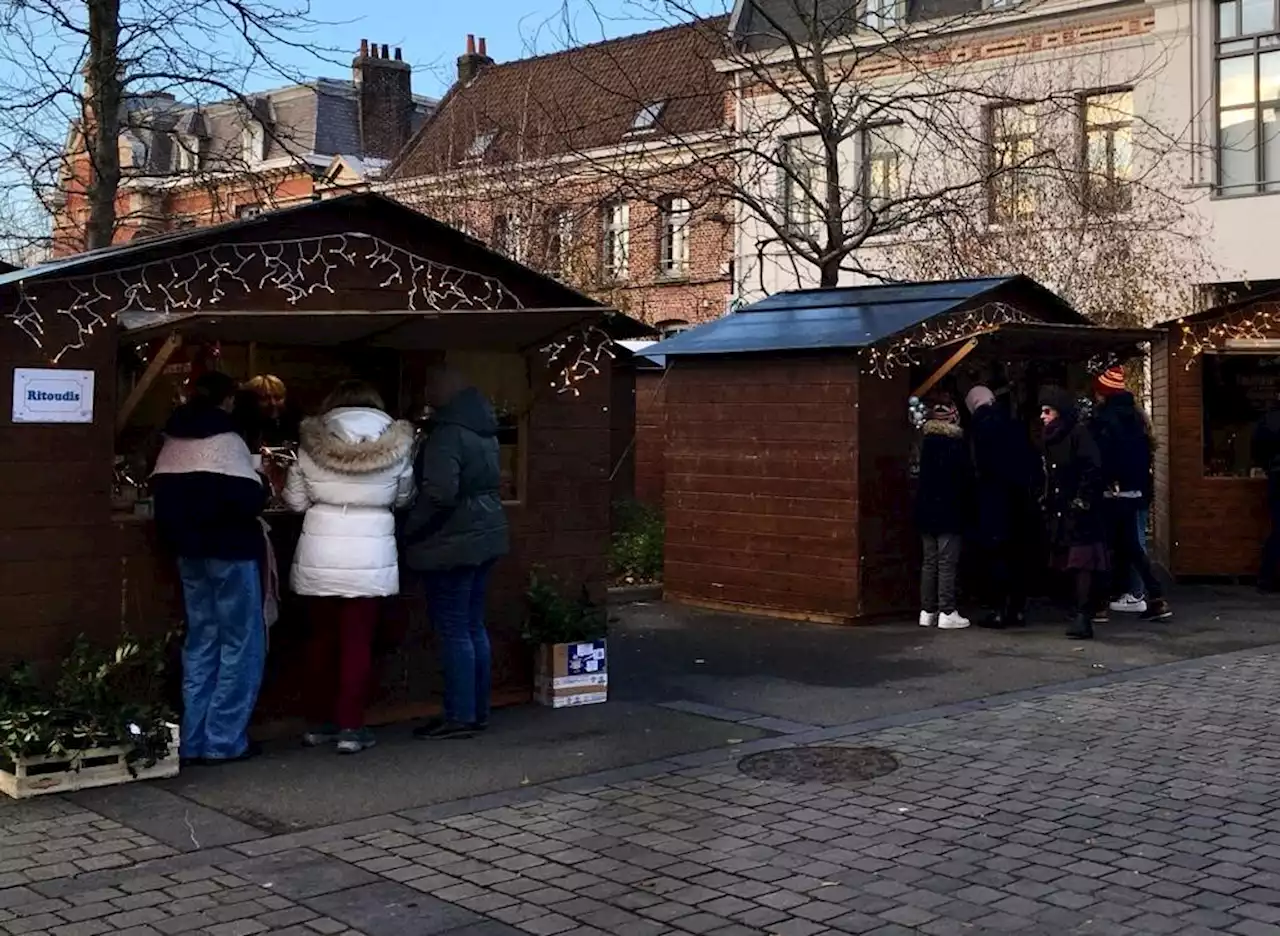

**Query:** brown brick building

left=52, top=42, right=435, bottom=255
left=377, top=23, right=735, bottom=329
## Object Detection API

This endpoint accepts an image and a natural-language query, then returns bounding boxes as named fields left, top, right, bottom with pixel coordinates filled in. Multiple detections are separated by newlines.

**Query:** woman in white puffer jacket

left=282, top=380, right=415, bottom=754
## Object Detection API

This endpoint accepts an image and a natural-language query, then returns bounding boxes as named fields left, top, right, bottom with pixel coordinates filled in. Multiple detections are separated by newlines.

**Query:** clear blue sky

left=267, top=0, right=726, bottom=98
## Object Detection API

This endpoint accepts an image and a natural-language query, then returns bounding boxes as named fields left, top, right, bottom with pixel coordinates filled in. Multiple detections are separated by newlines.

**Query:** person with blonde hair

left=282, top=379, right=415, bottom=753
left=245, top=373, right=299, bottom=447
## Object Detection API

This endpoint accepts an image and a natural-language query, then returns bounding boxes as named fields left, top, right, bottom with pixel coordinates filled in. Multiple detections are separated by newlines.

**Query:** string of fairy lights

left=542, top=324, right=617, bottom=395
left=6, top=233, right=526, bottom=364
left=860, top=301, right=1038, bottom=378
left=1175, top=302, right=1280, bottom=365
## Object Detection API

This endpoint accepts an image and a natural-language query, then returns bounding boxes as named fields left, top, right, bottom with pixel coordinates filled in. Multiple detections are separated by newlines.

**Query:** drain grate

left=738, top=745, right=899, bottom=784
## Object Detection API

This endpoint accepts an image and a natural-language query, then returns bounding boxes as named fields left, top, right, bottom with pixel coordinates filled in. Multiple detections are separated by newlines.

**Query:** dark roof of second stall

left=1159, top=286, right=1280, bottom=326
left=654, top=275, right=1084, bottom=357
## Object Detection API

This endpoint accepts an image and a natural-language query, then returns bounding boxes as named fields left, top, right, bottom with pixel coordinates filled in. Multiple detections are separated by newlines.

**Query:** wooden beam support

left=911, top=337, right=980, bottom=400
left=116, top=333, right=182, bottom=435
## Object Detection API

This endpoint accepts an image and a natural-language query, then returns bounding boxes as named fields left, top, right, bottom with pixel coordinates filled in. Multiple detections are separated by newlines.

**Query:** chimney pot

left=381, top=43, right=389, bottom=58
left=466, top=34, right=476, bottom=54
left=359, top=38, right=368, bottom=56
left=478, top=37, right=487, bottom=56
left=394, top=47, right=402, bottom=61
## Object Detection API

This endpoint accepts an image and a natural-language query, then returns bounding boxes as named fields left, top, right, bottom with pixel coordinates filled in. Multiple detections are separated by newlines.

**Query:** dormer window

left=466, top=130, right=496, bottom=160
left=242, top=120, right=266, bottom=163
left=630, top=101, right=666, bottom=133
left=174, top=135, right=201, bottom=173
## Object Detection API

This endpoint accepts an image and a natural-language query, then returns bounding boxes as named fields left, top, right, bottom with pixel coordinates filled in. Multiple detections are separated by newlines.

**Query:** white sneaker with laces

left=919, top=610, right=938, bottom=627
left=1109, top=593, right=1147, bottom=614
left=938, top=611, right=971, bottom=630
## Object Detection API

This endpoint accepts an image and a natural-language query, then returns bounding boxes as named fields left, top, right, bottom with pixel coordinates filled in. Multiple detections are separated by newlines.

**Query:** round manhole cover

left=738, top=745, right=899, bottom=784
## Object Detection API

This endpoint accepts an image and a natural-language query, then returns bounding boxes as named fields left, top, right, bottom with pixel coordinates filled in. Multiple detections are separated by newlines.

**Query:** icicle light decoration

left=1176, top=301, right=1280, bottom=366
left=541, top=324, right=616, bottom=396
left=6, top=232, right=524, bottom=363
left=861, top=302, right=1037, bottom=378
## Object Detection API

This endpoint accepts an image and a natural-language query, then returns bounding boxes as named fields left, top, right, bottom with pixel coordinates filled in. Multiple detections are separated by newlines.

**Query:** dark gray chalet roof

left=654, top=276, right=1083, bottom=357
left=730, top=0, right=983, bottom=51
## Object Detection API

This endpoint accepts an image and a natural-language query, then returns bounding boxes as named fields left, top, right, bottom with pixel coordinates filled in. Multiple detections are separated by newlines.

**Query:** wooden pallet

left=0, top=724, right=180, bottom=799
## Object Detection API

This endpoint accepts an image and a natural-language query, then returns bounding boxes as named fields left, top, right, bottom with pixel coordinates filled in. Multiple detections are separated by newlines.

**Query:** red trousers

left=306, top=597, right=379, bottom=730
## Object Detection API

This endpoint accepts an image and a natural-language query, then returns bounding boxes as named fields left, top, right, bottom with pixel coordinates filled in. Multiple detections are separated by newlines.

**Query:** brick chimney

left=456, top=34, right=493, bottom=85
left=352, top=38, right=413, bottom=160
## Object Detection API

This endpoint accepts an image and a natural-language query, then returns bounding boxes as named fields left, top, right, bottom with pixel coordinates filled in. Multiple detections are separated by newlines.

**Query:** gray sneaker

left=336, top=728, right=376, bottom=755
left=302, top=725, right=339, bottom=747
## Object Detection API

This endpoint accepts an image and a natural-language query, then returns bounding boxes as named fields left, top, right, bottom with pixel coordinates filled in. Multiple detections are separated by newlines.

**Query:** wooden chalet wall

left=856, top=368, right=916, bottom=616
left=663, top=354, right=861, bottom=623
left=634, top=369, right=667, bottom=506
left=1151, top=330, right=1268, bottom=577
left=0, top=314, right=117, bottom=667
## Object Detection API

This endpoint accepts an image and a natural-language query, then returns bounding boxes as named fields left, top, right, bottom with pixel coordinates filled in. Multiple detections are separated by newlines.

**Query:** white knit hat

left=965, top=385, right=996, bottom=414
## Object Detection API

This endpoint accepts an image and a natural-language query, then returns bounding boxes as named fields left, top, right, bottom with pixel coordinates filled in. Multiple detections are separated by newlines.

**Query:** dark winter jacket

left=401, top=387, right=511, bottom=572
left=1254, top=406, right=1280, bottom=475
left=914, top=420, right=974, bottom=536
left=1041, top=389, right=1106, bottom=551
left=151, top=403, right=269, bottom=560
left=970, top=401, right=1040, bottom=546
left=1091, top=391, right=1153, bottom=502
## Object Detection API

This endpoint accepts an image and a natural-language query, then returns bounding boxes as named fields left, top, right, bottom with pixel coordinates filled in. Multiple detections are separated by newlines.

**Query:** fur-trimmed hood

left=299, top=407, right=415, bottom=475
left=923, top=419, right=963, bottom=438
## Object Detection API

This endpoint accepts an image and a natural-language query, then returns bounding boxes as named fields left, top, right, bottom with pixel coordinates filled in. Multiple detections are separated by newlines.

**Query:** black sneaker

left=1091, top=609, right=1109, bottom=625
left=1066, top=615, right=1094, bottom=640
left=204, top=741, right=262, bottom=765
left=1141, top=599, right=1173, bottom=622
left=413, top=720, right=477, bottom=740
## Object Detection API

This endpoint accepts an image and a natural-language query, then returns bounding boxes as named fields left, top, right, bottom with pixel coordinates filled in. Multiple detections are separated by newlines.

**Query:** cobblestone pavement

left=6, top=647, right=1280, bottom=935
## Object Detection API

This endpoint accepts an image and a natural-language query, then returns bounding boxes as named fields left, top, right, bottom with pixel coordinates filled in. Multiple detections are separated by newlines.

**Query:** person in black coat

left=1091, top=368, right=1171, bottom=622
left=1040, top=386, right=1109, bottom=639
left=1253, top=393, right=1280, bottom=590
left=916, top=400, right=974, bottom=630
left=965, top=385, right=1039, bottom=629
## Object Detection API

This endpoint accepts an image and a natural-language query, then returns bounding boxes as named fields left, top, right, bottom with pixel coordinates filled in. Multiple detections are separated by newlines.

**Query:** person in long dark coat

left=965, top=385, right=1039, bottom=629
left=915, top=400, right=974, bottom=630
left=1040, top=386, right=1109, bottom=640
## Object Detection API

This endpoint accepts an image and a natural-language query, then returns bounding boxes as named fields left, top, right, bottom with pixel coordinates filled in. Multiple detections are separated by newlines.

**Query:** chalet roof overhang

left=117, top=308, right=653, bottom=352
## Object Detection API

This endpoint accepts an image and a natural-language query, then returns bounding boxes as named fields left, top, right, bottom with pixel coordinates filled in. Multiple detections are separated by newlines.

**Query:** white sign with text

left=12, top=368, right=94, bottom=424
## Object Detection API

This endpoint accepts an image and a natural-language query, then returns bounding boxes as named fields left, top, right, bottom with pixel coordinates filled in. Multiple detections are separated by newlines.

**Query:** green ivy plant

left=610, top=500, right=664, bottom=585
left=0, top=633, right=176, bottom=776
left=523, top=571, right=607, bottom=646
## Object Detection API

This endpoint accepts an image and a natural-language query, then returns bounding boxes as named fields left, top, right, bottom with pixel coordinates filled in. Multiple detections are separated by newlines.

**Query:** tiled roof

left=118, top=80, right=435, bottom=177
left=388, top=18, right=730, bottom=179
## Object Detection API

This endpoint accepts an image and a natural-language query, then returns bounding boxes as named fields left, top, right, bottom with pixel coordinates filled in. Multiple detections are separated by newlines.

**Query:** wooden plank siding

left=634, top=369, right=667, bottom=506
left=662, top=355, right=861, bottom=622
left=1155, top=330, right=1269, bottom=577
left=1149, top=335, right=1172, bottom=572
left=856, top=369, right=917, bottom=617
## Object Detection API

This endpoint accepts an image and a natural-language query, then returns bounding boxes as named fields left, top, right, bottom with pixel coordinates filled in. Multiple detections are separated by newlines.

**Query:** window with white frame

left=780, top=134, right=825, bottom=236
left=1081, top=90, right=1133, bottom=212
left=988, top=103, right=1037, bottom=224
left=241, top=121, right=266, bottom=163
left=601, top=200, right=629, bottom=280
left=174, top=134, right=201, bottom=173
left=492, top=211, right=527, bottom=263
left=546, top=208, right=575, bottom=276
left=630, top=102, right=666, bottom=133
left=658, top=196, right=691, bottom=276
left=864, top=0, right=905, bottom=30
left=862, top=123, right=904, bottom=208
left=1216, top=0, right=1280, bottom=193
left=466, top=130, right=496, bottom=160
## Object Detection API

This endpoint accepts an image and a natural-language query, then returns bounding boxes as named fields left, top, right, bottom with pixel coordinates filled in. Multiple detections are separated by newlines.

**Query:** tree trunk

left=819, top=256, right=840, bottom=288
left=84, top=0, right=123, bottom=251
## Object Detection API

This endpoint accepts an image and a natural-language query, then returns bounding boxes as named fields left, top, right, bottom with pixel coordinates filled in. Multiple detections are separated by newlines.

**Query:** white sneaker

left=1109, top=594, right=1147, bottom=614
left=919, top=610, right=938, bottom=627
left=938, top=611, right=971, bottom=629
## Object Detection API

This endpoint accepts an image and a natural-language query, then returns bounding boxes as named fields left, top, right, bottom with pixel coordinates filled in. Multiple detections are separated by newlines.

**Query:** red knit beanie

left=1094, top=366, right=1127, bottom=397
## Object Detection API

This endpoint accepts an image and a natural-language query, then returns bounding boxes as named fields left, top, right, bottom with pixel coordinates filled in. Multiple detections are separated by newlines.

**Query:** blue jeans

left=423, top=561, right=495, bottom=725
left=1130, top=507, right=1150, bottom=597
left=177, top=557, right=265, bottom=760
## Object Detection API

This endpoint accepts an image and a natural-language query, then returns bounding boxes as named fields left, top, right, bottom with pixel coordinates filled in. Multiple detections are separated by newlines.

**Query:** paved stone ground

left=7, top=646, right=1280, bottom=934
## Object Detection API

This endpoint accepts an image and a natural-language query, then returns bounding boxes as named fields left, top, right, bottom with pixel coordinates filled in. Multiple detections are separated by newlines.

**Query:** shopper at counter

left=151, top=371, right=269, bottom=766
left=283, top=380, right=416, bottom=754
left=402, top=369, right=510, bottom=740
